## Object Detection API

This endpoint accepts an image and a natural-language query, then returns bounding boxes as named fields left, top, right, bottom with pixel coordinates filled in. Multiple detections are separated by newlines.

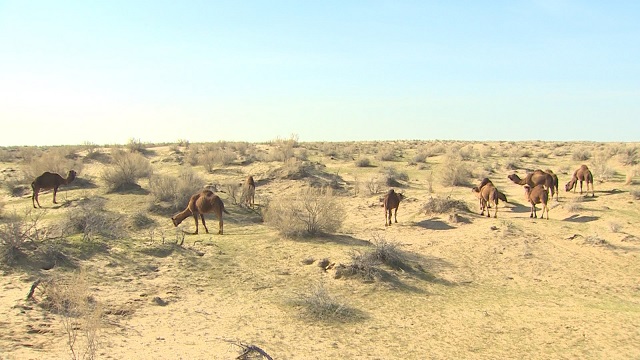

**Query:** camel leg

left=32, top=190, right=40, bottom=208
left=193, top=214, right=199, bottom=234
left=200, top=214, right=209, bottom=234
left=218, top=216, right=223, bottom=235
left=394, top=208, right=398, bottom=223
left=493, top=202, right=498, bottom=218
left=52, top=187, right=58, bottom=204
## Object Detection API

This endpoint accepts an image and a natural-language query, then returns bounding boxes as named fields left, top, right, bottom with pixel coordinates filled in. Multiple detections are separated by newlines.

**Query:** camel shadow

left=507, top=201, right=533, bottom=214
left=415, top=218, right=455, bottom=230
left=563, top=214, right=599, bottom=223
left=598, top=189, right=625, bottom=196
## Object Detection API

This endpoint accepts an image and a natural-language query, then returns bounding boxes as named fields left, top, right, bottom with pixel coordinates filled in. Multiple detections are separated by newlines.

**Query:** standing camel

left=241, top=175, right=256, bottom=208
left=524, top=184, right=549, bottom=219
left=171, top=190, right=229, bottom=234
left=545, top=169, right=560, bottom=201
left=383, top=189, right=405, bottom=226
left=472, top=179, right=501, bottom=218
left=508, top=170, right=555, bottom=200
left=565, top=165, right=594, bottom=197
left=31, top=170, right=77, bottom=208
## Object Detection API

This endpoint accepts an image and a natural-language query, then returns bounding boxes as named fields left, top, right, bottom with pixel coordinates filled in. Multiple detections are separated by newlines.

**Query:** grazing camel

left=523, top=184, right=549, bottom=219
left=241, top=175, right=256, bottom=208
left=383, top=189, right=405, bottom=226
left=565, top=165, right=594, bottom=197
left=545, top=169, right=560, bottom=201
left=31, top=170, right=77, bottom=208
left=508, top=170, right=555, bottom=199
left=171, top=190, right=229, bottom=234
left=472, top=179, right=501, bottom=218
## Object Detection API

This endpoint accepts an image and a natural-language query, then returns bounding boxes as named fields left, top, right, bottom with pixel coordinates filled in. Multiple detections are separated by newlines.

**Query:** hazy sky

left=1, top=1, right=639, bottom=146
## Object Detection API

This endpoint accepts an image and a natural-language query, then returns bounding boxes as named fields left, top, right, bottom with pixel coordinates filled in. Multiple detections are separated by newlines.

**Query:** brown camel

left=545, top=169, right=560, bottom=201
left=472, top=184, right=499, bottom=218
left=241, top=175, right=256, bottom=208
left=565, top=165, right=594, bottom=197
left=31, top=170, right=77, bottom=208
left=383, top=189, right=405, bottom=226
left=523, top=184, right=549, bottom=219
left=508, top=170, right=555, bottom=199
left=477, top=178, right=508, bottom=206
left=171, top=190, right=229, bottom=234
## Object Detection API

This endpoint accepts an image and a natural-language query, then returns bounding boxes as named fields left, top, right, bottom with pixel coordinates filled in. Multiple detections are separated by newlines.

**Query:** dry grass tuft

left=423, top=196, right=470, bottom=215
left=264, top=187, right=344, bottom=237
left=295, top=282, right=360, bottom=322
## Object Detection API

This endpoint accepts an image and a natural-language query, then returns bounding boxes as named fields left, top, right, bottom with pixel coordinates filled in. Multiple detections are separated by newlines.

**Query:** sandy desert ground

left=0, top=140, right=639, bottom=360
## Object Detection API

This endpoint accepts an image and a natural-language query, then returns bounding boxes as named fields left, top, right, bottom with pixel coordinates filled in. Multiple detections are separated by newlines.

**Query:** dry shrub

left=41, top=270, right=102, bottom=360
left=572, top=148, right=591, bottom=161
left=563, top=197, right=584, bottom=213
left=0, top=209, right=47, bottom=265
left=376, top=148, right=396, bottom=162
left=382, top=167, right=409, bottom=187
left=65, top=198, right=124, bottom=241
left=423, top=196, right=470, bottom=215
left=126, top=137, right=146, bottom=153
left=129, top=212, right=155, bottom=230
left=267, top=135, right=298, bottom=162
left=608, top=222, right=622, bottom=233
left=619, top=146, right=638, bottom=166
left=22, top=147, right=84, bottom=180
left=630, top=189, right=640, bottom=200
left=295, top=282, right=357, bottom=322
left=148, top=168, right=204, bottom=212
left=591, top=152, right=615, bottom=182
left=439, top=151, right=472, bottom=187
left=355, top=157, right=372, bottom=167
left=335, top=235, right=412, bottom=282
left=101, top=150, right=152, bottom=192
left=264, top=187, right=344, bottom=237
left=222, top=180, right=241, bottom=205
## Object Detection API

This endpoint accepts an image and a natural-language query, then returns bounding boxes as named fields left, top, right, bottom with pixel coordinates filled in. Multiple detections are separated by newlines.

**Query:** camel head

left=507, top=174, right=521, bottom=183
left=67, top=170, right=77, bottom=182
left=564, top=181, right=574, bottom=192
left=471, top=186, right=480, bottom=194
left=171, top=216, right=179, bottom=227
left=397, top=192, right=405, bottom=201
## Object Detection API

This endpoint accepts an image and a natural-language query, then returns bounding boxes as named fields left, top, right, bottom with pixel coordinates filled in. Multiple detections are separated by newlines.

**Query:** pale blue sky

left=0, top=1, right=638, bottom=146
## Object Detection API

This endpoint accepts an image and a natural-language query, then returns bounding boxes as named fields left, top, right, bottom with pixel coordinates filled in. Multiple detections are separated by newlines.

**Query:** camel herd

left=472, top=165, right=594, bottom=220
left=28, top=164, right=595, bottom=232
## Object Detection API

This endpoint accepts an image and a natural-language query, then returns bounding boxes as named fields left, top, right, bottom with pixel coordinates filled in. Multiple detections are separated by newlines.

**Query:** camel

left=523, top=184, right=549, bottom=219
left=508, top=170, right=555, bottom=199
left=472, top=179, right=501, bottom=218
left=477, top=178, right=508, bottom=206
left=241, top=175, right=256, bottom=208
left=171, top=190, right=229, bottom=234
left=565, top=165, right=594, bottom=197
left=545, top=169, right=560, bottom=201
left=31, top=170, right=77, bottom=208
left=383, top=189, right=405, bottom=226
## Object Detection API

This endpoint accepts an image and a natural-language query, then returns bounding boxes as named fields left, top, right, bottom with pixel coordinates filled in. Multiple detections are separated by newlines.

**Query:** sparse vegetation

left=355, top=157, right=372, bottom=167
left=572, top=148, right=592, bottom=161
left=439, top=151, right=472, bottom=187
left=41, top=270, right=102, bottom=360
left=423, top=196, right=470, bottom=215
left=65, top=198, right=124, bottom=241
left=148, top=168, right=205, bottom=212
left=295, top=282, right=358, bottom=322
left=101, top=150, right=152, bottom=192
left=0, top=209, right=46, bottom=265
left=264, top=186, right=344, bottom=237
